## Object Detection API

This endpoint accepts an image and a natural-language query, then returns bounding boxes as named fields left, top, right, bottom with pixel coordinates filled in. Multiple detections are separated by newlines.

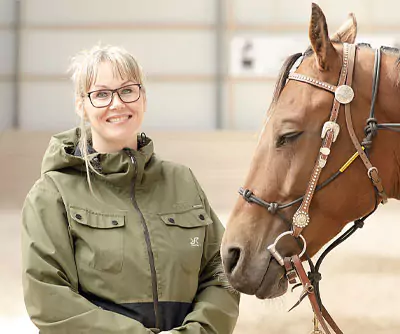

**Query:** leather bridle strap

left=286, top=255, right=342, bottom=334
left=288, top=43, right=354, bottom=237
left=344, top=48, right=388, bottom=204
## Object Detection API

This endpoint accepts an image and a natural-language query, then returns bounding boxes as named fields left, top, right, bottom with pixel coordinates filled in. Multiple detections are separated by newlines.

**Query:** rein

left=239, top=43, right=400, bottom=333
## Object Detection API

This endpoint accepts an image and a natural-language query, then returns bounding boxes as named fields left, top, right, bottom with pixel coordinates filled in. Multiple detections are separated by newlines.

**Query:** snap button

left=198, top=214, right=205, bottom=221
left=168, top=218, right=175, bottom=224
left=75, top=214, right=82, bottom=220
left=111, top=220, right=119, bottom=226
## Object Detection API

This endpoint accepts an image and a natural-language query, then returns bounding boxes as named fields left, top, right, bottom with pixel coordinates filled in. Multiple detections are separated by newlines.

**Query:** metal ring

left=267, top=231, right=307, bottom=266
left=367, top=166, right=378, bottom=179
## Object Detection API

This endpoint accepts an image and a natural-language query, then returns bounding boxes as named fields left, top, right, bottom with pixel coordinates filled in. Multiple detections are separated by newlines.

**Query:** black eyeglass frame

left=87, top=83, right=142, bottom=108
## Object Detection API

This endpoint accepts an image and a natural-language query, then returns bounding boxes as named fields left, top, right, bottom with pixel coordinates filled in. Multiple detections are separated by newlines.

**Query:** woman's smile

left=105, top=114, right=133, bottom=124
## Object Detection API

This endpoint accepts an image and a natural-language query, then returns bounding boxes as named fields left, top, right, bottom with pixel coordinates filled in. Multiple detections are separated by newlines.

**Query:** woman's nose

left=109, top=92, right=124, bottom=109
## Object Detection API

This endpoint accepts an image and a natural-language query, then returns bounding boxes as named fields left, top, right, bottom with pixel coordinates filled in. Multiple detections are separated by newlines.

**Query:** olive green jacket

left=22, top=128, right=239, bottom=334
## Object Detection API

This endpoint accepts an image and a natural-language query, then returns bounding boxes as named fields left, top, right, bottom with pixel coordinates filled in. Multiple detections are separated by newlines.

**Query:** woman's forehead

left=92, top=62, right=130, bottom=87
left=95, top=62, right=126, bottom=79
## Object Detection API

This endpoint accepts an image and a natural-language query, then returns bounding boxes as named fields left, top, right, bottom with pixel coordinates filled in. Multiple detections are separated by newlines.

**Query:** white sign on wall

left=230, top=35, right=399, bottom=77
left=230, top=35, right=309, bottom=77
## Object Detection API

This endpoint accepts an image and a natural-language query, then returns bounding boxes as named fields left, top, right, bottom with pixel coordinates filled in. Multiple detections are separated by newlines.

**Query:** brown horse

left=221, top=2, right=400, bottom=303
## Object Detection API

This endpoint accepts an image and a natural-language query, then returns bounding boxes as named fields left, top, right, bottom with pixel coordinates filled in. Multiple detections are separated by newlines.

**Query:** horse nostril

left=224, top=247, right=241, bottom=275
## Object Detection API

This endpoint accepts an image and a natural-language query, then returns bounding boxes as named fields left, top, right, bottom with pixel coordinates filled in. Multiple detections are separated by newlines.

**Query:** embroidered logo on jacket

left=190, top=237, right=200, bottom=247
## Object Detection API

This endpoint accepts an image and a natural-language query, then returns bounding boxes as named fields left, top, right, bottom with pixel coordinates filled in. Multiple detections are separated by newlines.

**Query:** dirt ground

left=1, top=131, right=399, bottom=334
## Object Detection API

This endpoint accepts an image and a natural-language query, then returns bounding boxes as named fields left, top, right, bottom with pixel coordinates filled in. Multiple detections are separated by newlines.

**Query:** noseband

left=239, top=43, right=400, bottom=333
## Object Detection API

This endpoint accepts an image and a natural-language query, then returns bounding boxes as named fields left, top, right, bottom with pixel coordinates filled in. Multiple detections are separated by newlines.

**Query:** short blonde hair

left=70, top=44, right=146, bottom=101
left=68, top=44, right=146, bottom=193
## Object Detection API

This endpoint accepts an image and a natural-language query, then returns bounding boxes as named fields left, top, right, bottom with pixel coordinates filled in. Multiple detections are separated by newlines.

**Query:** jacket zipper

left=126, top=150, right=160, bottom=330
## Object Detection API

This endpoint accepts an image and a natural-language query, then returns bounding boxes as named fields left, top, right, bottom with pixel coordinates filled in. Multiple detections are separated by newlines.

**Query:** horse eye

left=276, top=132, right=303, bottom=148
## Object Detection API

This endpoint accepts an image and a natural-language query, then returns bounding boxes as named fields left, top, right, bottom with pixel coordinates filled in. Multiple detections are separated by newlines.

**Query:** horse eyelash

left=276, top=132, right=303, bottom=148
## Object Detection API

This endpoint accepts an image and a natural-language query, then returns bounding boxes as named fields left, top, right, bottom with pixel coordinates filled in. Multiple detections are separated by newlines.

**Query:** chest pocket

left=159, top=206, right=213, bottom=274
left=69, top=206, right=126, bottom=273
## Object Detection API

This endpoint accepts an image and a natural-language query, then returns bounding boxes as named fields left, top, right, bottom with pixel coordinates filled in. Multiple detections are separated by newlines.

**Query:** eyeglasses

left=87, top=84, right=142, bottom=108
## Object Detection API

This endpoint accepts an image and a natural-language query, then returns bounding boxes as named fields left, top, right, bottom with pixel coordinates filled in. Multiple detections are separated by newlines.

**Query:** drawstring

left=139, top=132, right=147, bottom=148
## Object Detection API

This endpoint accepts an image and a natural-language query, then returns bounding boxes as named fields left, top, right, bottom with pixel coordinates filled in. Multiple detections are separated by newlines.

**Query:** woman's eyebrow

left=94, top=80, right=133, bottom=89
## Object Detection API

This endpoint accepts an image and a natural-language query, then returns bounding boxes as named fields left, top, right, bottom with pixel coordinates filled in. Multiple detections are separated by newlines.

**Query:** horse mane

left=357, top=43, right=400, bottom=86
left=357, top=42, right=400, bottom=57
left=269, top=52, right=303, bottom=111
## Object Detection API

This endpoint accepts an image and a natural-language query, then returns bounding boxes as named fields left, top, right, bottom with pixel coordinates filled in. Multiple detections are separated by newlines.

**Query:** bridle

left=239, top=43, right=400, bottom=333
left=240, top=42, right=400, bottom=333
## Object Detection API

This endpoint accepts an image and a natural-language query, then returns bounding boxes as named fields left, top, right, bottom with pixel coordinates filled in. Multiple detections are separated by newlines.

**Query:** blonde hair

left=69, top=44, right=146, bottom=192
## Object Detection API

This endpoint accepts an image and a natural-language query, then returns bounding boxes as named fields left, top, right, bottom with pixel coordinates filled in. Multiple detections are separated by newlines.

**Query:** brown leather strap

left=321, top=305, right=343, bottom=334
left=288, top=73, right=336, bottom=93
left=291, top=43, right=354, bottom=237
left=344, top=105, right=388, bottom=204
left=291, top=256, right=333, bottom=334
left=341, top=43, right=387, bottom=203
left=343, top=44, right=387, bottom=203
left=286, top=254, right=344, bottom=333
left=291, top=255, right=348, bottom=334
left=284, top=257, right=298, bottom=284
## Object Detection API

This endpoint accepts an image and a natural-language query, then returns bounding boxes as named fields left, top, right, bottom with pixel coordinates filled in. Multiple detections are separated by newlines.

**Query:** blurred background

left=1, top=0, right=400, bottom=333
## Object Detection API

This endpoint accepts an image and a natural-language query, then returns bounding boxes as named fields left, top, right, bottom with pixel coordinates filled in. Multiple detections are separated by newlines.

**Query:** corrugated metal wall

left=1, top=0, right=400, bottom=131
left=0, top=0, right=15, bottom=131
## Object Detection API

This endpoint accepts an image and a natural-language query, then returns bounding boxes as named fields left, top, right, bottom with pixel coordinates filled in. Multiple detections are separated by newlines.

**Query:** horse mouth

left=255, top=258, right=288, bottom=299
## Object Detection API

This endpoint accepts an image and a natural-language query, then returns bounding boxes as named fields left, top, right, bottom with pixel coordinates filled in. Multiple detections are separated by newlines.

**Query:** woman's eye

left=94, top=91, right=110, bottom=99
left=276, top=132, right=303, bottom=148
left=120, top=88, right=132, bottom=94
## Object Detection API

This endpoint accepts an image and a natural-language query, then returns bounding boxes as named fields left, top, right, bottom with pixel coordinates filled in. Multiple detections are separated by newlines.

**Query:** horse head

left=221, top=3, right=400, bottom=299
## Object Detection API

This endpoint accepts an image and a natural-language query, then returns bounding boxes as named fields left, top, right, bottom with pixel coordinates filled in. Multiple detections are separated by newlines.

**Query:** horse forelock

left=269, top=53, right=304, bottom=109
left=260, top=51, right=311, bottom=143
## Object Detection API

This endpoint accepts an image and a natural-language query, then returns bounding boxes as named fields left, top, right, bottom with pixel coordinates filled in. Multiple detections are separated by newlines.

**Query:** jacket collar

left=41, top=127, right=154, bottom=190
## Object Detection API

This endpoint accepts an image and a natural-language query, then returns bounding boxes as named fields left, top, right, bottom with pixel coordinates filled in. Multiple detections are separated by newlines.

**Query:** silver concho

left=335, top=85, right=354, bottom=104
left=293, top=211, right=310, bottom=228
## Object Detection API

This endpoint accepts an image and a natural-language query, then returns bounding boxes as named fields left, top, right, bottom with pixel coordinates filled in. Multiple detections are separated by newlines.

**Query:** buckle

left=321, top=121, right=340, bottom=142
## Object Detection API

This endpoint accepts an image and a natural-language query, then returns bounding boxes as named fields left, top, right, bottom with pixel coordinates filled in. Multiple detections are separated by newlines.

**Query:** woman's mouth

left=106, top=115, right=132, bottom=124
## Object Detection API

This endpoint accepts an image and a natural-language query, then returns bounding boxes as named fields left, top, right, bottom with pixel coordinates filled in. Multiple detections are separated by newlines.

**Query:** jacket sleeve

left=21, top=175, right=153, bottom=334
left=171, top=171, right=240, bottom=334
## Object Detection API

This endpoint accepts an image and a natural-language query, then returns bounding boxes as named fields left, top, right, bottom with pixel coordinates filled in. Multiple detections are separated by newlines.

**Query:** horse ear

left=330, top=13, right=357, bottom=44
left=309, top=3, right=335, bottom=71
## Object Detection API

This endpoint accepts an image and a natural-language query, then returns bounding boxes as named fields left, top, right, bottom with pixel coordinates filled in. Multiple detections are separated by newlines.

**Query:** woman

left=21, top=45, right=239, bottom=334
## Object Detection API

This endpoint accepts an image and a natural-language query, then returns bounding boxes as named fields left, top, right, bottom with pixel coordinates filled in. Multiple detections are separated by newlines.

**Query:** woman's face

left=83, top=61, right=145, bottom=153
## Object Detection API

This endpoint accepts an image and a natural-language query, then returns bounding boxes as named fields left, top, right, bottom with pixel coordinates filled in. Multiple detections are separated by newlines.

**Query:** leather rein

left=239, top=43, right=400, bottom=333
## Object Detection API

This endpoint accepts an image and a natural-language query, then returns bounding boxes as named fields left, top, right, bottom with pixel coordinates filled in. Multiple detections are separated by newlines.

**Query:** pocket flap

left=70, top=206, right=126, bottom=229
left=159, top=207, right=213, bottom=228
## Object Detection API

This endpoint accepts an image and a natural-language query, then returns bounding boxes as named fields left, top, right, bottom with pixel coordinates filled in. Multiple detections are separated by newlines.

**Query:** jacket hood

left=41, top=128, right=154, bottom=188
